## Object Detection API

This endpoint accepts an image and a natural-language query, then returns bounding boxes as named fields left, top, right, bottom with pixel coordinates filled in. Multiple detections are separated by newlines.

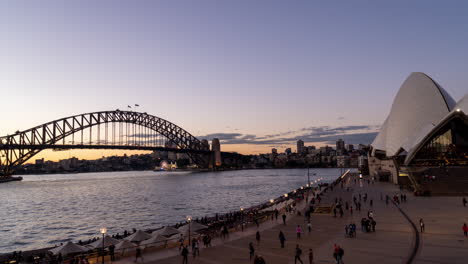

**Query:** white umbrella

left=141, top=234, right=169, bottom=247
left=115, top=240, right=137, bottom=251
left=49, top=241, right=89, bottom=256
left=124, top=230, right=152, bottom=243
left=88, top=235, right=120, bottom=249
left=178, top=222, right=208, bottom=233
left=154, top=226, right=180, bottom=237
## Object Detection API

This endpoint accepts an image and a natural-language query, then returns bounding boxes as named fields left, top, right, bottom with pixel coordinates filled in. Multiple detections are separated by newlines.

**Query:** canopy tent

left=124, top=230, right=152, bottom=243
left=49, top=241, right=89, bottom=256
left=178, top=221, right=208, bottom=233
left=154, top=226, right=180, bottom=237
left=141, top=234, right=169, bottom=247
left=114, top=240, right=137, bottom=251
left=88, top=235, right=120, bottom=249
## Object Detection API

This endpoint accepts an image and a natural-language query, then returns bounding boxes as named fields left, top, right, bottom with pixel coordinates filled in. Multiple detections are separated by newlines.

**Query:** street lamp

left=270, top=199, right=274, bottom=204
left=186, top=216, right=192, bottom=249
left=284, top=193, right=288, bottom=198
left=240, top=207, right=244, bottom=231
left=100, top=227, right=107, bottom=264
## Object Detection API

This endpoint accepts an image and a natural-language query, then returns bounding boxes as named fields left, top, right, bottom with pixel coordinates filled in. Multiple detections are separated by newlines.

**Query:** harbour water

left=0, top=168, right=344, bottom=253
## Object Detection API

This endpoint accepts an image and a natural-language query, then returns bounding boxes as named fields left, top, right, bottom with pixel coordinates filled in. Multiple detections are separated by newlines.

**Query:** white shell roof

left=372, top=72, right=456, bottom=156
left=454, top=94, right=468, bottom=113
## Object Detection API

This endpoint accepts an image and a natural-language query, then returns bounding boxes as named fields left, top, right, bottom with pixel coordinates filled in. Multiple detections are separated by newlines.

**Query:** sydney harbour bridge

left=0, top=110, right=215, bottom=176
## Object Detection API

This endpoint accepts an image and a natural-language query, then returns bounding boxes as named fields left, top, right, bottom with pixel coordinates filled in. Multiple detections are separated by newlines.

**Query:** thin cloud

left=198, top=124, right=378, bottom=146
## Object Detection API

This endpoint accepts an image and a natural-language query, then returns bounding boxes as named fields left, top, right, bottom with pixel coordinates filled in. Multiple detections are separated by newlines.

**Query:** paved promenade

left=114, top=174, right=468, bottom=264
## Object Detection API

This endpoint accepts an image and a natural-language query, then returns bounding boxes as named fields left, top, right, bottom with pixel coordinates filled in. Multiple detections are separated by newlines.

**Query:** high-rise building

left=347, top=144, right=354, bottom=152
left=297, top=140, right=304, bottom=154
left=336, top=139, right=345, bottom=155
left=212, top=138, right=221, bottom=166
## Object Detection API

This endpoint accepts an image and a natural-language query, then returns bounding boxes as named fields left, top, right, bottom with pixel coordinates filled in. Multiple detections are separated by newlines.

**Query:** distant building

left=212, top=138, right=221, bottom=166
left=320, top=146, right=333, bottom=155
left=285, top=148, right=292, bottom=155
left=271, top=148, right=278, bottom=154
left=337, top=155, right=349, bottom=168
left=347, top=144, right=354, bottom=152
left=297, top=140, right=304, bottom=154
left=201, top=139, right=210, bottom=150
left=336, top=139, right=345, bottom=155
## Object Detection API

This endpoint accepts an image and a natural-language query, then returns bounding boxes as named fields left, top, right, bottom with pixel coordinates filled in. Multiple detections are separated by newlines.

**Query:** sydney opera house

left=368, top=72, right=468, bottom=195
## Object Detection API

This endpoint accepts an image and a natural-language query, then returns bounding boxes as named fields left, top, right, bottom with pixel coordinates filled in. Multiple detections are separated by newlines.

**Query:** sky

left=1, top=1, right=467, bottom=160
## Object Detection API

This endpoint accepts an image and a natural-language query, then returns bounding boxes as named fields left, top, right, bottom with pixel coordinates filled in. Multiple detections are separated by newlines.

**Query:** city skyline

left=1, top=1, right=467, bottom=160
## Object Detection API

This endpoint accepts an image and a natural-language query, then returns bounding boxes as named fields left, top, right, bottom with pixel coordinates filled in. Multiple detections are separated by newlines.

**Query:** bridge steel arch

left=0, top=111, right=210, bottom=175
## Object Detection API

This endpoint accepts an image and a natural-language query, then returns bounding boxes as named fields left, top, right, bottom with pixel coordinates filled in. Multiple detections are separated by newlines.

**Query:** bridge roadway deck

left=113, top=174, right=468, bottom=264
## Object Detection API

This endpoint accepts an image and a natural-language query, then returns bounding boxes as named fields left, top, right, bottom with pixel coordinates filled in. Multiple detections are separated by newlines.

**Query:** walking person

left=308, top=248, right=313, bottom=264
left=109, top=244, right=115, bottom=261
left=295, top=244, right=304, bottom=264
left=333, top=244, right=344, bottom=264
left=371, top=219, right=377, bottom=232
left=279, top=231, right=286, bottom=248
left=256, top=231, right=261, bottom=246
left=249, top=242, right=255, bottom=261
left=296, top=225, right=302, bottom=239
left=307, top=221, right=312, bottom=233
left=463, top=197, right=467, bottom=207
left=420, top=218, right=425, bottom=233
left=192, top=239, right=200, bottom=257
left=282, top=213, right=287, bottom=225
left=178, top=234, right=185, bottom=251
left=463, top=223, right=468, bottom=237
left=135, top=247, right=144, bottom=263
left=181, top=246, right=189, bottom=264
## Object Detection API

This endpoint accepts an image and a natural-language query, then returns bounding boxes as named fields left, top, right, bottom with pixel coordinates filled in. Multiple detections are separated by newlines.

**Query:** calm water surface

left=0, top=168, right=344, bottom=253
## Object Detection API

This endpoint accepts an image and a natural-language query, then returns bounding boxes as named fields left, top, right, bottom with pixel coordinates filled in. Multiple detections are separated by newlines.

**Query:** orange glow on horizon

left=26, top=141, right=330, bottom=163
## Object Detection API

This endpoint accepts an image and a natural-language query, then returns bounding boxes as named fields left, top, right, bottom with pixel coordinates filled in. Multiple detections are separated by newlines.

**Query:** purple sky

left=1, top=1, right=467, bottom=158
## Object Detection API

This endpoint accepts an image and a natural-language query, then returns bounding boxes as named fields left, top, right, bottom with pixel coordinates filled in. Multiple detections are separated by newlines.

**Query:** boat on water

left=0, top=176, right=23, bottom=183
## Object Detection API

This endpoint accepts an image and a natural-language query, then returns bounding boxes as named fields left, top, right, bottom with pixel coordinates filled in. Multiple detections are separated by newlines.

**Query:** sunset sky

left=1, top=1, right=467, bottom=161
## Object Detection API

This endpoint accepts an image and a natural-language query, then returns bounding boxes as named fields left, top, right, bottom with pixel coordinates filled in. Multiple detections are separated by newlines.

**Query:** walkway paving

left=113, top=173, right=468, bottom=264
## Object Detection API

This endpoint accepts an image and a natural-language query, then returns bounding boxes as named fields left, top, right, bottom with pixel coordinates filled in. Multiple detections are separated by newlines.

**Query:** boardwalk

left=114, top=174, right=468, bottom=264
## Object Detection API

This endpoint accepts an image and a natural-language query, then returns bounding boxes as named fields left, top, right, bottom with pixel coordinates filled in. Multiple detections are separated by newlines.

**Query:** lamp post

left=240, top=207, right=244, bottom=231
left=100, top=227, right=107, bottom=264
left=186, top=216, right=192, bottom=249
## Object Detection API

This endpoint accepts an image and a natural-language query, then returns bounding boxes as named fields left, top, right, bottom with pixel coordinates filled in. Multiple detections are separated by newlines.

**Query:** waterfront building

left=336, top=139, right=345, bottom=155
left=297, top=140, right=304, bottom=154
left=369, top=72, right=468, bottom=195
left=337, top=155, right=349, bottom=168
